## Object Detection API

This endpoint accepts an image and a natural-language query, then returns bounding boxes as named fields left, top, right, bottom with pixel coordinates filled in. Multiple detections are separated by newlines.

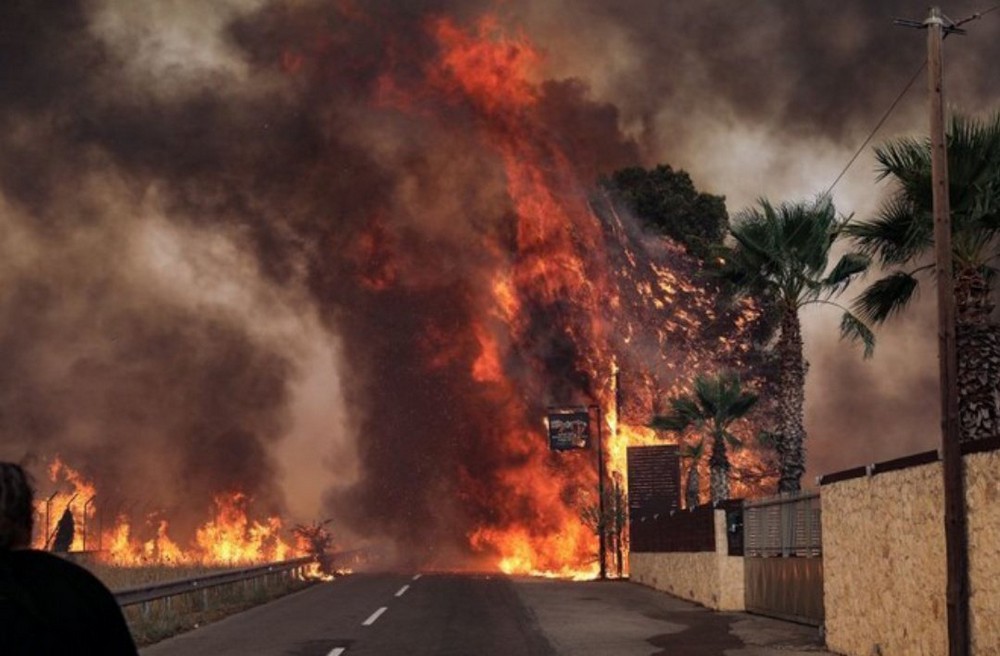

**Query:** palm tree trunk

left=709, top=432, right=730, bottom=503
left=686, top=464, right=700, bottom=509
left=777, top=308, right=807, bottom=492
left=955, top=268, right=1000, bottom=442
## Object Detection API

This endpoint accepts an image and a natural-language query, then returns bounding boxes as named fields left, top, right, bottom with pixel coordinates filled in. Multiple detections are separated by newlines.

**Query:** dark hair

left=0, top=462, right=34, bottom=550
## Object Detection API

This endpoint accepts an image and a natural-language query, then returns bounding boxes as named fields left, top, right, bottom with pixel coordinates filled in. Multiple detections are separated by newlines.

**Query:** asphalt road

left=140, top=573, right=832, bottom=656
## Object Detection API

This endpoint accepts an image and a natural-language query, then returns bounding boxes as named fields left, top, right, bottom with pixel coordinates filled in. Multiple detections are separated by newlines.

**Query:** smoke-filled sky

left=1, top=0, right=998, bottom=556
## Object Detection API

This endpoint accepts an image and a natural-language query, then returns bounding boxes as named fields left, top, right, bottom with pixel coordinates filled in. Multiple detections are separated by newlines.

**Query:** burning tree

left=293, top=520, right=335, bottom=573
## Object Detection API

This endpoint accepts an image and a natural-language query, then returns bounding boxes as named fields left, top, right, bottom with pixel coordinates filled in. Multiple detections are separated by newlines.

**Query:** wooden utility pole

left=926, top=7, right=969, bottom=655
left=895, top=7, right=970, bottom=652
left=594, top=403, right=607, bottom=580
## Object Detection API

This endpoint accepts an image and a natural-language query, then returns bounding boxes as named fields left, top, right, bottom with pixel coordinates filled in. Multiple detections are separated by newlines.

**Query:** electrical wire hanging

left=825, top=61, right=926, bottom=196
left=825, top=2, right=999, bottom=196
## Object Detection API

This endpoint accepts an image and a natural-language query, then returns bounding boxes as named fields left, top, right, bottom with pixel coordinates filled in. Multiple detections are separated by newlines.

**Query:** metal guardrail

left=113, top=556, right=315, bottom=607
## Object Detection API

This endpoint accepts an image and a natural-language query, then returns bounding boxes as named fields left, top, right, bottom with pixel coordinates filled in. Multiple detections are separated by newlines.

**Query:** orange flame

left=32, top=457, right=300, bottom=567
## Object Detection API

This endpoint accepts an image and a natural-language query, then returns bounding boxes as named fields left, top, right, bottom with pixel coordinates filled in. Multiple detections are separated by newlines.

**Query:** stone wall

left=822, top=448, right=1000, bottom=655
left=630, top=509, right=744, bottom=611
left=966, top=449, right=1000, bottom=655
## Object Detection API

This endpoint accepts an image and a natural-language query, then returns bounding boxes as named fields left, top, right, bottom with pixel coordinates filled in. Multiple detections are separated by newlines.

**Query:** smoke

left=1, top=0, right=997, bottom=557
left=0, top=0, right=337, bottom=539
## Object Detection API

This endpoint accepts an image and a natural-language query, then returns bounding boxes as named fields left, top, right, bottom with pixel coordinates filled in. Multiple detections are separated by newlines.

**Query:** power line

left=824, top=61, right=925, bottom=196
left=825, top=2, right=999, bottom=196
left=954, top=2, right=1000, bottom=27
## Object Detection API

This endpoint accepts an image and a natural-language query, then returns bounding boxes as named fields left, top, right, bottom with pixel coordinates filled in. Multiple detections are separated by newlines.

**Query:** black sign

left=627, top=445, right=680, bottom=519
left=547, top=410, right=590, bottom=451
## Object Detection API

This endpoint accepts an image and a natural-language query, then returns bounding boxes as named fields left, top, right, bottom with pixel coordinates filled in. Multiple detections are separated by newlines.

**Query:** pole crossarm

left=893, top=15, right=967, bottom=35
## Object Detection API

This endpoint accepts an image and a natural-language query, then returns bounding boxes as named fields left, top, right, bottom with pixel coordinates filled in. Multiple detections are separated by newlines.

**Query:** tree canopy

left=601, top=164, right=729, bottom=260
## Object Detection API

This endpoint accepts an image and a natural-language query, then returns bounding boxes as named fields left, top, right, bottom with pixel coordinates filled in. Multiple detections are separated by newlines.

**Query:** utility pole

left=594, top=403, right=607, bottom=580
left=895, top=7, right=968, bottom=654
left=614, top=365, right=623, bottom=578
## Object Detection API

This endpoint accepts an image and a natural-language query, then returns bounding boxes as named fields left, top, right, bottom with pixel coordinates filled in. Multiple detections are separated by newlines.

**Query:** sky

left=1, top=0, right=998, bottom=539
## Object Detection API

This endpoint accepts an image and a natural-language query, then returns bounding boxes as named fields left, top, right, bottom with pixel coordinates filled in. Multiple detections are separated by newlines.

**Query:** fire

left=31, top=457, right=300, bottom=567
left=31, top=456, right=97, bottom=552
left=428, top=16, right=541, bottom=115
left=354, top=12, right=776, bottom=578
left=28, top=9, right=775, bottom=583
left=195, top=493, right=292, bottom=565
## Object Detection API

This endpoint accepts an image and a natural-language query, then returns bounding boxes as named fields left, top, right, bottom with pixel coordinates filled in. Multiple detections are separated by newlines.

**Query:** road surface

left=141, top=573, right=831, bottom=656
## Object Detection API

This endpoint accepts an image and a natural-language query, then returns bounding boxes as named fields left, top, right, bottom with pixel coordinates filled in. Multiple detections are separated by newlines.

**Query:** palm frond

left=787, top=195, right=838, bottom=277
left=823, top=252, right=870, bottom=293
left=649, top=396, right=701, bottom=433
left=846, top=195, right=932, bottom=266
left=681, top=437, right=706, bottom=459
left=729, top=194, right=846, bottom=308
left=723, top=431, right=744, bottom=450
left=655, top=371, right=757, bottom=441
left=875, top=137, right=931, bottom=194
left=861, top=111, right=1000, bottom=301
left=839, top=311, right=876, bottom=359
left=852, top=271, right=921, bottom=324
left=727, top=392, right=759, bottom=420
left=693, top=374, right=720, bottom=419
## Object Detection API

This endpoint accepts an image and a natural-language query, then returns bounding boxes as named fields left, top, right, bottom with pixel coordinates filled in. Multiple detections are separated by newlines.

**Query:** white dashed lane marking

left=395, top=585, right=409, bottom=598
left=362, top=606, right=388, bottom=626
left=412, top=573, right=422, bottom=581
left=326, top=648, right=345, bottom=656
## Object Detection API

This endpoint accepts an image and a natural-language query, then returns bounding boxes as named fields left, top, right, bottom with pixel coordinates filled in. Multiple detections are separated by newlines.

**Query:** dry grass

left=70, top=557, right=317, bottom=646
left=121, top=574, right=315, bottom=646
left=89, top=563, right=231, bottom=592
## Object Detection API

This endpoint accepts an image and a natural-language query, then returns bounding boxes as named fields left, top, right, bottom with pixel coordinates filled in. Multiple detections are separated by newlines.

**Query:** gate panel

left=743, top=492, right=824, bottom=626
left=744, top=557, right=824, bottom=625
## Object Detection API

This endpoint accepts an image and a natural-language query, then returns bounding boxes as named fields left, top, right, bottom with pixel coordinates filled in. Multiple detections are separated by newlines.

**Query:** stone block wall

left=630, top=509, right=744, bottom=611
left=822, top=448, right=1000, bottom=655
left=966, top=449, right=1000, bottom=655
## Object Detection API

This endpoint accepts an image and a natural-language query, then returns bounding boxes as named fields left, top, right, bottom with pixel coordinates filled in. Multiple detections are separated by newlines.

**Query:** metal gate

left=743, top=492, right=824, bottom=626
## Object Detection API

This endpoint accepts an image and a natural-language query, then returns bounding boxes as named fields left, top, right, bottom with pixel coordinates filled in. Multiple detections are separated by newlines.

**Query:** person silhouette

left=52, top=506, right=75, bottom=552
left=0, top=461, right=138, bottom=655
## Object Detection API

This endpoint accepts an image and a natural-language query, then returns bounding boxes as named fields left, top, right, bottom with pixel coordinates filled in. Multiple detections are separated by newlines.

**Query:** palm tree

left=650, top=371, right=759, bottom=503
left=847, top=113, right=1000, bottom=442
left=724, top=195, right=873, bottom=493
left=680, top=437, right=706, bottom=509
